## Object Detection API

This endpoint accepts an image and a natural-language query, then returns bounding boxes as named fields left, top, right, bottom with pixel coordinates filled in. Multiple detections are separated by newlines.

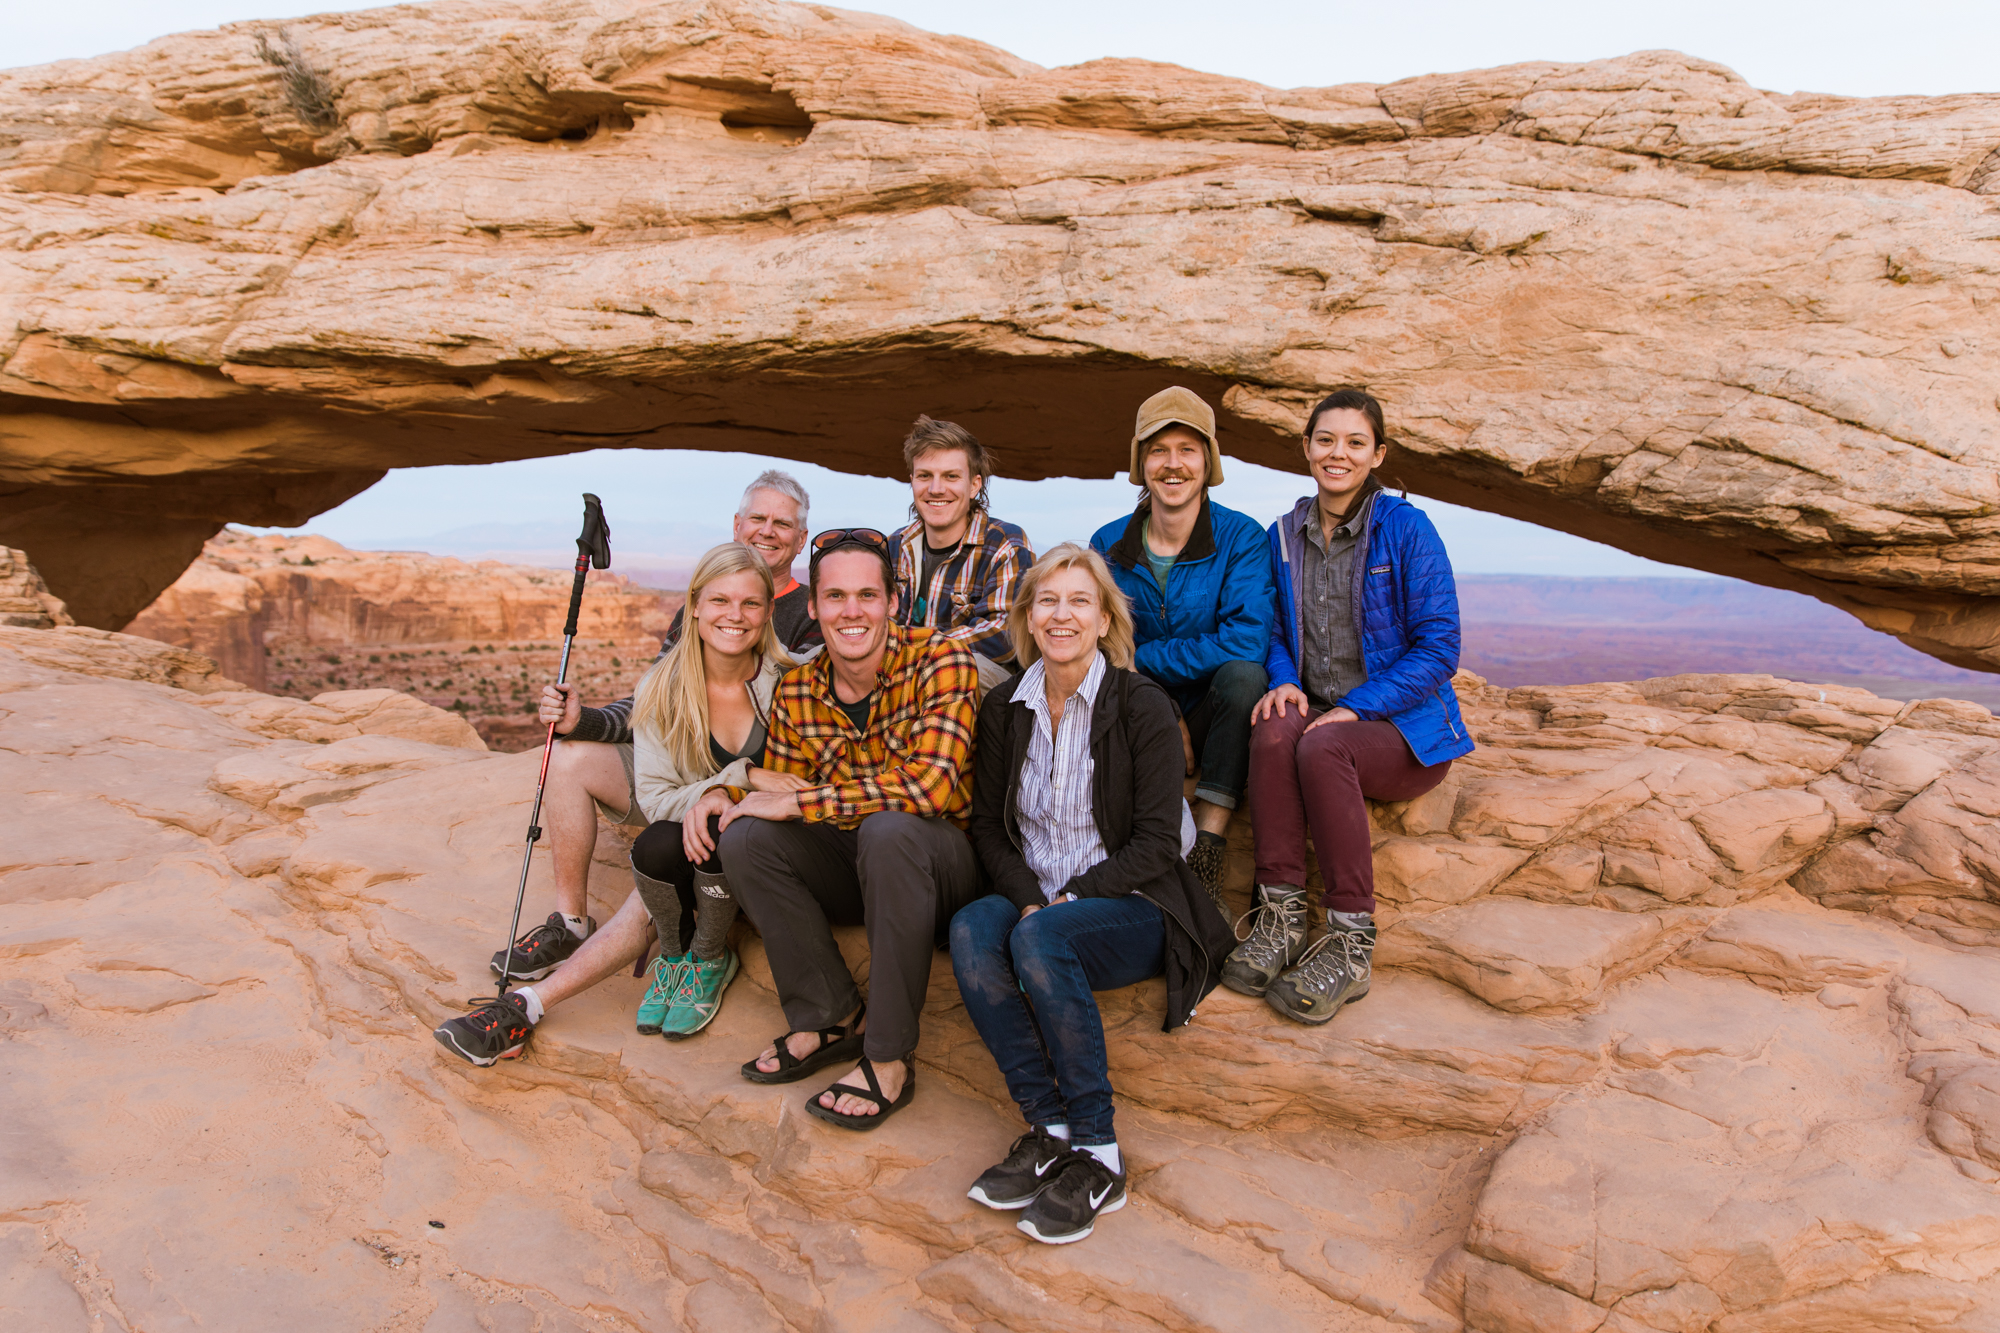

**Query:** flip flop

left=739, top=1006, right=866, bottom=1085
left=802, top=1056, right=915, bottom=1132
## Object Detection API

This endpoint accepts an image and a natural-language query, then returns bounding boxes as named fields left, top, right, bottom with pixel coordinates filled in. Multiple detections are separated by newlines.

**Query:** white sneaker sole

left=967, top=1182, right=1045, bottom=1210
left=1017, top=1192, right=1126, bottom=1243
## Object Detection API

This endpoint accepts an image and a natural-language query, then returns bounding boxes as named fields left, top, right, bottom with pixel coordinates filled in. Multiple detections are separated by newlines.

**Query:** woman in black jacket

left=952, top=543, right=1234, bottom=1245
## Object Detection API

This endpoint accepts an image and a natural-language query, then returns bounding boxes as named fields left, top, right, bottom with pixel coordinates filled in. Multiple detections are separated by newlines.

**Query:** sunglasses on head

left=810, top=528, right=891, bottom=559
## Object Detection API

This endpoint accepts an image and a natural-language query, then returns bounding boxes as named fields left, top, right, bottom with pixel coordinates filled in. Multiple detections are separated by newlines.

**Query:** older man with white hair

left=488, top=469, right=819, bottom=983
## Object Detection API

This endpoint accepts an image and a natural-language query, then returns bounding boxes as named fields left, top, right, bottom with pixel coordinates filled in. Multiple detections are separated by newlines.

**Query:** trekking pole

left=485, top=493, right=611, bottom=1004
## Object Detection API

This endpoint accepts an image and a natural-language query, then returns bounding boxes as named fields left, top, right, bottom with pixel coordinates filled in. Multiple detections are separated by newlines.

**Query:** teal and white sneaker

left=659, top=949, right=740, bottom=1039
left=635, top=951, right=687, bottom=1034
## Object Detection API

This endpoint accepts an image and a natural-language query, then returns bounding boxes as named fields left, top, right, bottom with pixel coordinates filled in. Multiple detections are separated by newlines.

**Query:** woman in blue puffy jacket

left=1224, top=388, right=1475, bottom=1026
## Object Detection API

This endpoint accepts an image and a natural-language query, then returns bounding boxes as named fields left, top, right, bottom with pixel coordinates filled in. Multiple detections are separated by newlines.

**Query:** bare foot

left=752, top=1007, right=863, bottom=1075
left=817, top=1057, right=907, bottom=1117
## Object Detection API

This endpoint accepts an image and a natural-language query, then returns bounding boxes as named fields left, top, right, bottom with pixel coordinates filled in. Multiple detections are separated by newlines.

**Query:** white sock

left=1080, top=1142, right=1122, bottom=1174
left=561, top=913, right=590, bottom=940
left=1042, top=1123, right=1071, bottom=1141
left=513, top=987, right=545, bottom=1025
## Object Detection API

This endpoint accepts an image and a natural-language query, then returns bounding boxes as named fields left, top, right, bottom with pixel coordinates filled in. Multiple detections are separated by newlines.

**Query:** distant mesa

left=126, top=529, right=678, bottom=748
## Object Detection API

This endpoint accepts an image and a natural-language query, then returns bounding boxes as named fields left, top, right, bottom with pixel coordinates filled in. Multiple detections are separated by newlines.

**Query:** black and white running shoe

left=1017, top=1150, right=1127, bottom=1244
left=489, top=912, right=592, bottom=982
left=967, top=1126, right=1072, bottom=1210
left=434, top=993, right=535, bottom=1066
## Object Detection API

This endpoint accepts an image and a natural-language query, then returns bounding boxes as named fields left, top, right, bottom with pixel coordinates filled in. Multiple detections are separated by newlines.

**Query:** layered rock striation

left=4, top=590, right=1998, bottom=1329
left=126, top=529, right=675, bottom=745
left=2, top=1, right=2000, bottom=672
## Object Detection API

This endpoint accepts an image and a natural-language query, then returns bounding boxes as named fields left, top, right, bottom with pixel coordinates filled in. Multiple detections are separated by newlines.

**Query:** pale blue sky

left=18, top=2, right=1995, bottom=574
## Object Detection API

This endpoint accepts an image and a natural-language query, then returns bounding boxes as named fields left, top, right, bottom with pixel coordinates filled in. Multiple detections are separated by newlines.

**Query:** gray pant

left=719, top=811, right=980, bottom=1063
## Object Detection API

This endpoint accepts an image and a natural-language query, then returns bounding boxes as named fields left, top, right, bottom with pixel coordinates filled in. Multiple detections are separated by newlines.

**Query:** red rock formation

left=4, top=2, right=2000, bottom=676
left=4, top=611, right=1997, bottom=1330
left=126, top=529, right=676, bottom=746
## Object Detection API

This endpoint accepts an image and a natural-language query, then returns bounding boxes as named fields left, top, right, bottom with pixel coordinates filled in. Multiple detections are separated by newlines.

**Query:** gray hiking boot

left=1219, top=884, right=1307, bottom=996
left=1265, top=913, right=1376, bottom=1026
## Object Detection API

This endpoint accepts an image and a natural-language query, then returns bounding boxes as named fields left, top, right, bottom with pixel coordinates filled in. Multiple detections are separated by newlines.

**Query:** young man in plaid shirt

left=892, top=416, right=1034, bottom=694
left=692, top=529, right=981, bottom=1129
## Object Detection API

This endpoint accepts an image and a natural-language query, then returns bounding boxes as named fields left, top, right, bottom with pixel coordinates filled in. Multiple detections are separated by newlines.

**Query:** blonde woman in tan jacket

left=435, top=542, right=806, bottom=1065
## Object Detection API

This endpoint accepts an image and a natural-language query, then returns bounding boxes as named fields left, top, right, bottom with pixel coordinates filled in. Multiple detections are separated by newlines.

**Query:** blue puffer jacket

left=1267, top=490, right=1474, bottom=767
left=1091, top=496, right=1275, bottom=688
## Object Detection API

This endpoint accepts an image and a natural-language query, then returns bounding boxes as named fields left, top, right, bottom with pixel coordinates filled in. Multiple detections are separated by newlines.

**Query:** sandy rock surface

left=4, top=622, right=1998, bottom=1330
left=2, top=1, right=1999, bottom=673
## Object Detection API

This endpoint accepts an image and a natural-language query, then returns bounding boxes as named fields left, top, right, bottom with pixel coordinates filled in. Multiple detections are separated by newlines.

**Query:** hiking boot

left=1220, top=883, right=1307, bottom=997
left=635, top=951, right=686, bottom=1035
left=1018, top=1150, right=1127, bottom=1244
left=1265, top=915, right=1375, bottom=1026
left=489, top=911, right=594, bottom=983
left=659, top=948, right=739, bottom=1039
left=967, top=1126, right=1072, bottom=1210
left=434, top=993, right=535, bottom=1066
left=1186, top=832, right=1228, bottom=911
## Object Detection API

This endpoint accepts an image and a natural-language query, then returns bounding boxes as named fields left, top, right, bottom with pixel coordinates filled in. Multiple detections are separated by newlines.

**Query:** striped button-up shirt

left=765, top=623, right=979, bottom=828
left=892, top=510, right=1035, bottom=665
left=1017, top=654, right=1112, bottom=904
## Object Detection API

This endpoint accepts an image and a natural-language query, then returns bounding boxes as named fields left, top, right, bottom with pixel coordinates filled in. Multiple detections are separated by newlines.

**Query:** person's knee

left=1008, top=911, right=1072, bottom=992
left=854, top=810, right=930, bottom=875
left=1211, top=660, right=1269, bottom=712
left=716, top=817, right=767, bottom=877
left=1251, top=708, right=1304, bottom=757
left=949, top=896, right=1015, bottom=962
left=629, top=820, right=683, bottom=879
left=1298, top=720, right=1364, bottom=769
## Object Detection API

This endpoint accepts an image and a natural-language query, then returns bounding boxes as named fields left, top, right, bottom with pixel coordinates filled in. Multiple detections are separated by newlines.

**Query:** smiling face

left=909, top=447, right=979, bottom=545
left=1304, top=408, right=1388, bottom=511
left=732, top=488, right=806, bottom=577
left=811, top=548, right=895, bottom=669
left=1028, top=565, right=1108, bottom=670
left=1140, top=425, right=1210, bottom=515
left=692, top=568, right=771, bottom=660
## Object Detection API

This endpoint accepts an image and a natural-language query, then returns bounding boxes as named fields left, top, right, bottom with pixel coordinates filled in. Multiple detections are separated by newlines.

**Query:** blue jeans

left=948, top=893, right=1165, bottom=1145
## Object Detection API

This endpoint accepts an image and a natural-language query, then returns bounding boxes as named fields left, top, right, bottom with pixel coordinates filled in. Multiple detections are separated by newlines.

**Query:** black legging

left=630, top=817, right=723, bottom=956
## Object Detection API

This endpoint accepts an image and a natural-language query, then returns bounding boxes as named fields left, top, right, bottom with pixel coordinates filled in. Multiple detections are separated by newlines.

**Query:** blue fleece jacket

left=1267, top=491, right=1474, bottom=767
left=1091, top=496, right=1275, bottom=688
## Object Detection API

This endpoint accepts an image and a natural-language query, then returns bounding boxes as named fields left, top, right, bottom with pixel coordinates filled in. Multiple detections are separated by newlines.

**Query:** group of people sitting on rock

left=433, top=386, right=1474, bottom=1244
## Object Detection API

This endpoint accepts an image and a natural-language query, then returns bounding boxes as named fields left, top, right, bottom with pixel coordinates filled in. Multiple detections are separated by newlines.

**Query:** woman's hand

left=1179, top=717, right=1196, bottom=776
left=1019, top=904, right=1040, bottom=920
left=746, top=766, right=811, bottom=793
left=1303, top=706, right=1360, bottom=734
left=539, top=682, right=582, bottom=735
left=1252, top=684, right=1309, bottom=725
left=682, top=787, right=736, bottom=861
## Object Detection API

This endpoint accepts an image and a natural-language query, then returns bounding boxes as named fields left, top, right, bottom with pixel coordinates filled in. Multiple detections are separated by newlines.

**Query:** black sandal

left=739, top=1006, right=865, bottom=1085
left=802, top=1056, right=915, bottom=1131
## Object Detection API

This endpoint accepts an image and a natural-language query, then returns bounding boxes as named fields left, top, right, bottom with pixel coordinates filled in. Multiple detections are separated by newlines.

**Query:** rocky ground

left=127, top=530, right=682, bottom=750
left=5, top=599, right=1999, bottom=1331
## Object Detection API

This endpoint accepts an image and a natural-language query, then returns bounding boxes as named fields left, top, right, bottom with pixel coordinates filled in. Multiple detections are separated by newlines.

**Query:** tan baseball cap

left=1129, top=385, right=1223, bottom=487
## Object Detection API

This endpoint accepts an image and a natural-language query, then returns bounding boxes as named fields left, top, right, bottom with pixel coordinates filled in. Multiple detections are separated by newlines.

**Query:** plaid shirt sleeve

left=955, top=526, right=1033, bottom=664
left=797, top=642, right=979, bottom=825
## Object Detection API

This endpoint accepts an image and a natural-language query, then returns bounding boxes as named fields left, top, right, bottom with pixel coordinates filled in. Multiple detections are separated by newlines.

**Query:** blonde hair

left=632, top=543, right=789, bottom=777
left=1007, top=543, right=1136, bottom=671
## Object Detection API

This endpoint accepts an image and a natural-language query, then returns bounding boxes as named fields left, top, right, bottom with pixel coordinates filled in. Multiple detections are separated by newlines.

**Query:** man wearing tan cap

left=1090, top=387, right=1275, bottom=905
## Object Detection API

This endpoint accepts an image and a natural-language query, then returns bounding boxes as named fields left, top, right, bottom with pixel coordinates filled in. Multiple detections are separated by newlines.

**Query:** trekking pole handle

left=562, top=493, right=611, bottom=639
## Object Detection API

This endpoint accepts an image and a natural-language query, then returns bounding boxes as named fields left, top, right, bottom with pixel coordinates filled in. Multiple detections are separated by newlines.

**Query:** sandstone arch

left=3, top=0, right=1999, bottom=666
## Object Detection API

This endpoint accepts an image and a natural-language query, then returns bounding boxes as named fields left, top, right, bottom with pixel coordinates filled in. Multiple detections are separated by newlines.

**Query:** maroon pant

left=1248, top=709, right=1452, bottom=913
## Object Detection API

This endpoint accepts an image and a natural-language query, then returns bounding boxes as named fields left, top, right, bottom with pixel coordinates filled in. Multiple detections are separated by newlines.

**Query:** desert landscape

left=6, top=0, right=2000, bottom=1329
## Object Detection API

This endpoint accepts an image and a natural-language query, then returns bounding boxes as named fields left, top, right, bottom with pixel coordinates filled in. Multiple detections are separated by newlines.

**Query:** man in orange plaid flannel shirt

left=695, top=530, right=980, bottom=1129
